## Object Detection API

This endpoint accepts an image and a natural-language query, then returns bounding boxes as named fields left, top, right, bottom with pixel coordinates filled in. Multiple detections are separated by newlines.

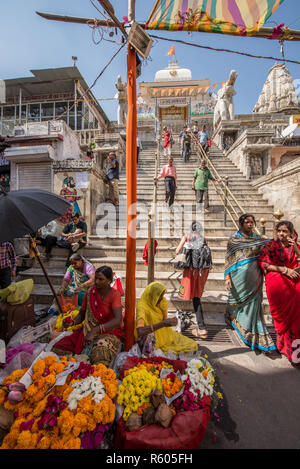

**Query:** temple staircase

left=19, top=137, right=275, bottom=336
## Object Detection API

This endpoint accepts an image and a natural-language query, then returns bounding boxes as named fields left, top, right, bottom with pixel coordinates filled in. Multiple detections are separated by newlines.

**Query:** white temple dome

left=155, top=60, right=192, bottom=82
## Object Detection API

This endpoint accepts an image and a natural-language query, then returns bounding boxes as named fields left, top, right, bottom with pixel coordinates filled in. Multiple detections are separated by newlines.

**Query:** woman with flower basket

left=135, top=281, right=197, bottom=355
left=53, top=266, right=123, bottom=367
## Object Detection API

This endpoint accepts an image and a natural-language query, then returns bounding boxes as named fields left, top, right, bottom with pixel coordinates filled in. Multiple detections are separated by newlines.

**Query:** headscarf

left=135, top=282, right=167, bottom=327
left=225, top=229, right=269, bottom=278
left=135, top=281, right=198, bottom=354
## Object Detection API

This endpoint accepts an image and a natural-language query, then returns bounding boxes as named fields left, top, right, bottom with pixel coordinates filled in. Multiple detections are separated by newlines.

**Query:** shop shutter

left=18, top=163, right=52, bottom=191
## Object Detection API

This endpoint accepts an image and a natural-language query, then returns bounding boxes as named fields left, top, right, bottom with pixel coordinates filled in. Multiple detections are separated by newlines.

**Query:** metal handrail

left=191, top=134, right=260, bottom=235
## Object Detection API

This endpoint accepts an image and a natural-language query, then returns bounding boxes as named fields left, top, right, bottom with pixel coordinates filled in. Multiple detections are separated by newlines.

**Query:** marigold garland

left=0, top=357, right=118, bottom=450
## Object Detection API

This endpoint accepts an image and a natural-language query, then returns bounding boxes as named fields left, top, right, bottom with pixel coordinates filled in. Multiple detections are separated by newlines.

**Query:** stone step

left=88, top=235, right=256, bottom=248
left=41, top=244, right=228, bottom=260
left=20, top=256, right=227, bottom=276
left=20, top=268, right=226, bottom=290
left=25, top=280, right=271, bottom=319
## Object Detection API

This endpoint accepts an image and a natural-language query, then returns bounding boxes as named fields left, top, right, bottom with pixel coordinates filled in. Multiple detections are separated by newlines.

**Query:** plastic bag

left=45, top=331, right=73, bottom=352
left=160, top=368, right=184, bottom=406
left=0, top=342, right=46, bottom=384
left=59, top=294, right=78, bottom=309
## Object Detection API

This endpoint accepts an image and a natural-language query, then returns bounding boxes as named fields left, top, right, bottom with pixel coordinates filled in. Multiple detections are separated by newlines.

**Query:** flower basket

left=114, top=396, right=211, bottom=450
left=115, top=355, right=220, bottom=449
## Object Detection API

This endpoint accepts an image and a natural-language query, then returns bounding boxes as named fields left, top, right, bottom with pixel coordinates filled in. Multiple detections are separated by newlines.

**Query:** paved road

left=198, top=342, right=300, bottom=449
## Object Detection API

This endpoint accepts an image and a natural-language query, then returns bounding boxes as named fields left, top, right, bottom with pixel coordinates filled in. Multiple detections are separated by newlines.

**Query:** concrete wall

left=53, top=162, right=106, bottom=236
left=252, top=157, right=300, bottom=233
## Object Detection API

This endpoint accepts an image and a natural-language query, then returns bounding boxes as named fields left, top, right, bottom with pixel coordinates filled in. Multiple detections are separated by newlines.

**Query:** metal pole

left=224, top=176, right=228, bottom=226
left=147, top=212, right=154, bottom=284
left=74, top=80, right=78, bottom=131
left=29, top=236, right=63, bottom=315
left=128, top=0, right=135, bottom=21
left=19, top=88, right=22, bottom=125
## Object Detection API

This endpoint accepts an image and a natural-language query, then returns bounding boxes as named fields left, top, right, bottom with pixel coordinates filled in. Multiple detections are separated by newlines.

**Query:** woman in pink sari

left=53, top=266, right=123, bottom=366
left=258, top=221, right=300, bottom=364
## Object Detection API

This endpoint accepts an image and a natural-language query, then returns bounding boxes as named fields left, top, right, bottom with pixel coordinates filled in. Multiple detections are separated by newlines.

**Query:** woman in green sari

left=58, top=253, right=95, bottom=306
left=225, top=214, right=277, bottom=354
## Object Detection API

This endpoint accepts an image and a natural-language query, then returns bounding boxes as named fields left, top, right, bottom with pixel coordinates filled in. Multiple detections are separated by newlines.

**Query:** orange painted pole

left=124, top=44, right=137, bottom=351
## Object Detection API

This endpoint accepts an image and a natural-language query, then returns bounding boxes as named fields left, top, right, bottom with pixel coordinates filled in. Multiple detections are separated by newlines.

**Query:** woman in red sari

left=258, top=221, right=300, bottom=363
left=53, top=266, right=123, bottom=367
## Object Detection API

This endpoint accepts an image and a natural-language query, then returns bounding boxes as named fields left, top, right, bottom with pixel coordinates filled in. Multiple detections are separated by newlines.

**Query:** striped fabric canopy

left=146, top=0, right=285, bottom=37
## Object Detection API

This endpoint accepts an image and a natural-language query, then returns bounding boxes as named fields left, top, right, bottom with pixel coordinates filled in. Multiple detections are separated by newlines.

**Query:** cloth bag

left=171, top=243, right=191, bottom=270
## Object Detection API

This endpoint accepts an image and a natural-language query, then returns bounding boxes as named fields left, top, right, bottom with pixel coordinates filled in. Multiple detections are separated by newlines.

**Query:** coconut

left=0, top=406, right=14, bottom=441
left=142, top=406, right=156, bottom=426
left=125, top=413, right=142, bottom=432
left=155, top=403, right=173, bottom=428
left=150, top=388, right=166, bottom=408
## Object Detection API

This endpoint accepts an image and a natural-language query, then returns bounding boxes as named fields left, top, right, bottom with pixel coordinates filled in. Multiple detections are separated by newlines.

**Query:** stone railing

left=75, top=129, right=103, bottom=146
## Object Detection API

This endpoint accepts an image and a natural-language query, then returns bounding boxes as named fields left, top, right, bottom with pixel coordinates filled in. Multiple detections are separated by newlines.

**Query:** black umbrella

left=0, top=186, right=72, bottom=314
left=0, top=188, right=70, bottom=242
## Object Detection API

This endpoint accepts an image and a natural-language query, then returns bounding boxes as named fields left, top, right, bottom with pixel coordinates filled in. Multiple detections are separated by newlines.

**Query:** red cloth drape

left=114, top=396, right=211, bottom=450
left=125, top=45, right=137, bottom=351
left=142, top=240, right=158, bottom=266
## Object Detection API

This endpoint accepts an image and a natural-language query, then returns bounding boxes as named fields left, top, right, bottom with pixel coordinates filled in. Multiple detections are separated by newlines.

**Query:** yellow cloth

left=0, top=279, right=34, bottom=305
left=135, top=281, right=197, bottom=354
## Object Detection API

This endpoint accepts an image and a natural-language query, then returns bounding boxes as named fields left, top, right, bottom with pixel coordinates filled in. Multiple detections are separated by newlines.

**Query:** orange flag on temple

left=166, top=45, right=175, bottom=56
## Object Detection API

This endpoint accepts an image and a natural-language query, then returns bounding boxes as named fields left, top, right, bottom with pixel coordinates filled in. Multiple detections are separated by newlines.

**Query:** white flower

left=67, top=376, right=106, bottom=410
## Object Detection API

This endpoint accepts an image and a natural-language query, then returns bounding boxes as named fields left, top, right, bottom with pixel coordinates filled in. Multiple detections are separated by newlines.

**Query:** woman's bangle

left=282, top=267, right=288, bottom=275
left=150, top=324, right=154, bottom=332
left=99, top=324, right=105, bottom=334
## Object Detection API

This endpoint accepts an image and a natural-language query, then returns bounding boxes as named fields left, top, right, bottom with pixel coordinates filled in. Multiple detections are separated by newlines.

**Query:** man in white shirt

left=36, top=220, right=61, bottom=261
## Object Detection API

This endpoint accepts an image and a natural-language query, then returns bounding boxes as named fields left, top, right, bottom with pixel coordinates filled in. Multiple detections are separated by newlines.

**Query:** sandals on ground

left=191, top=328, right=208, bottom=339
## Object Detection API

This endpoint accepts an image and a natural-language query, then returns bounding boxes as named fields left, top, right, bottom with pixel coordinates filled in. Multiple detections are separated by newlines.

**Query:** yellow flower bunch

left=0, top=357, right=118, bottom=449
left=117, top=366, right=163, bottom=421
left=55, top=309, right=84, bottom=333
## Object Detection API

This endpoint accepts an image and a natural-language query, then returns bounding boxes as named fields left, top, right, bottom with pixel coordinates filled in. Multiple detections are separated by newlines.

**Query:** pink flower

left=71, top=363, right=94, bottom=380
left=42, top=368, right=50, bottom=377
left=20, top=419, right=35, bottom=432
left=38, top=413, right=57, bottom=430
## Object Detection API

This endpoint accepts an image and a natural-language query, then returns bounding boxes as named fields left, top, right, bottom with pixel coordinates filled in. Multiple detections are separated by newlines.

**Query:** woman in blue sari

left=225, top=214, right=277, bottom=354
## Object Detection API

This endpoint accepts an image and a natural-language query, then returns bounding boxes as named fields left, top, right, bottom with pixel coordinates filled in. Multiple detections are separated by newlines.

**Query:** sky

left=0, top=0, right=300, bottom=121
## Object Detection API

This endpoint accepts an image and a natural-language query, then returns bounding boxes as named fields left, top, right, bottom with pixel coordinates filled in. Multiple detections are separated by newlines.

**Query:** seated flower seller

left=135, top=281, right=198, bottom=356
left=53, top=266, right=123, bottom=367
left=58, top=253, right=95, bottom=306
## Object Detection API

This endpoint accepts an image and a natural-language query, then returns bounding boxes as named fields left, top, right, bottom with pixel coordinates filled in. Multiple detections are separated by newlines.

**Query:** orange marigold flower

left=1, top=429, right=19, bottom=449
left=0, top=389, right=7, bottom=406
left=33, top=360, right=46, bottom=376
left=77, top=396, right=93, bottom=414
left=32, top=397, right=47, bottom=418
left=16, top=430, right=33, bottom=449
left=201, top=370, right=208, bottom=378
left=50, top=438, right=64, bottom=450
left=57, top=409, right=74, bottom=435
left=86, top=415, right=97, bottom=432
left=37, top=435, right=51, bottom=450
left=63, top=436, right=81, bottom=450
left=44, top=356, right=57, bottom=367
